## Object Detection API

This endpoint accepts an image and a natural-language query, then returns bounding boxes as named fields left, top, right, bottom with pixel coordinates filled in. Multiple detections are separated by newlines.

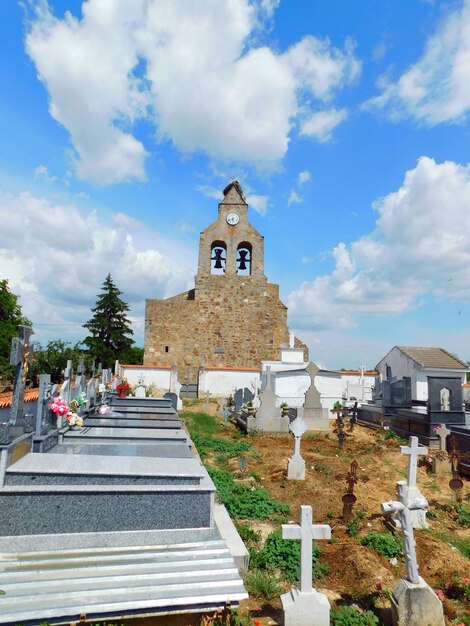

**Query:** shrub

left=244, top=568, right=283, bottom=600
left=331, top=606, right=379, bottom=625
left=235, top=521, right=262, bottom=545
left=360, top=532, right=402, bottom=559
left=346, top=510, right=366, bottom=537
left=455, top=504, right=470, bottom=528
left=250, top=530, right=327, bottom=584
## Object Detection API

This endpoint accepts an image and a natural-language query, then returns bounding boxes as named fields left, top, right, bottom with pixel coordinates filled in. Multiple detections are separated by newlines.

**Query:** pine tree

left=83, top=274, right=134, bottom=367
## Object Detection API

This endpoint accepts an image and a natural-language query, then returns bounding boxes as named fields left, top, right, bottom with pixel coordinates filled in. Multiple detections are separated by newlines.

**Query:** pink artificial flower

left=58, top=406, right=68, bottom=416
left=435, top=589, right=445, bottom=600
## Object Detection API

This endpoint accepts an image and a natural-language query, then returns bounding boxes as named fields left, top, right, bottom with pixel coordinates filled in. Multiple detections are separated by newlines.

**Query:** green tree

left=28, top=340, right=90, bottom=385
left=83, top=274, right=134, bottom=367
left=0, top=279, right=32, bottom=382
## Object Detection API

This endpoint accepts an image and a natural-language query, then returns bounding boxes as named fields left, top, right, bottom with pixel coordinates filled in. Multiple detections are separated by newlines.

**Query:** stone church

left=144, top=181, right=307, bottom=383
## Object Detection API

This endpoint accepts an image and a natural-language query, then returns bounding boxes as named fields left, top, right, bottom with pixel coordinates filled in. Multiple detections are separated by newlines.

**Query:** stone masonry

left=144, top=182, right=307, bottom=383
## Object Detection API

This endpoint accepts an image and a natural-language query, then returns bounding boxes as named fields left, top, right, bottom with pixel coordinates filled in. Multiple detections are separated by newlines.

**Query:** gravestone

left=61, top=360, right=73, bottom=405
left=204, top=391, right=210, bottom=413
left=74, top=358, right=86, bottom=398
left=163, top=392, right=178, bottom=411
left=9, top=325, right=34, bottom=430
left=281, top=505, right=331, bottom=626
left=397, top=437, right=428, bottom=529
left=33, top=374, right=59, bottom=452
left=301, top=362, right=329, bottom=431
left=251, top=378, right=260, bottom=409
left=250, top=367, right=289, bottom=432
left=382, top=483, right=444, bottom=626
left=234, top=389, right=244, bottom=412
left=173, top=380, right=183, bottom=410
left=287, top=418, right=307, bottom=480
left=432, top=424, right=452, bottom=475
left=134, top=385, right=146, bottom=399
left=86, top=373, right=96, bottom=408
left=383, top=377, right=412, bottom=409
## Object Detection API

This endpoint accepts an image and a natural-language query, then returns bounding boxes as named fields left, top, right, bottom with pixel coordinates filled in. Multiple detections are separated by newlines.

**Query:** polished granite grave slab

left=84, top=418, right=181, bottom=429
left=48, top=441, right=193, bottom=457
left=64, top=427, right=189, bottom=443
left=94, top=406, right=178, bottom=416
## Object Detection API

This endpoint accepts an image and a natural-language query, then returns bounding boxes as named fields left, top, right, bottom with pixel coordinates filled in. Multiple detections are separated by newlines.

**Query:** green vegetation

left=429, top=530, right=470, bottom=559
left=208, top=468, right=290, bottom=520
left=181, top=411, right=223, bottom=436
left=243, top=568, right=283, bottom=600
left=346, top=510, right=366, bottom=537
left=330, top=606, right=379, bottom=626
left=0, top=279, right=31, bottom=382
left=314, top=462, right=333, bottom=477
left=234, top=521, right=262, bottom=545
left=249, top=530, right=327, bottom=584
left=359, top=532, right=402, bottom=559
left=83, top=273, right=136, bottom=368
left=455, top=504, right=470, bottom=528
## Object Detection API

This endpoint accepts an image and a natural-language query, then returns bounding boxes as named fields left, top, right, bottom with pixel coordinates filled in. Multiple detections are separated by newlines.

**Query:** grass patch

left=347, top=510, right=366, bottom=537
left=181, top=410, right=223, bottom=436
left=244, top=568, right=283, bottom=600
left=428, top=530, right=470, bottom=559
left=208, top=468, right=290, bottom=520
left=360, top=532, right=402, bottom=559
left=456, top=504, right=470, bottom=528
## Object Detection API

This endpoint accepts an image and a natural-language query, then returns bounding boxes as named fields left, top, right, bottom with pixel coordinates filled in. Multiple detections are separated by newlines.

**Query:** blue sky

left=1, top=0, right=470, bottom=369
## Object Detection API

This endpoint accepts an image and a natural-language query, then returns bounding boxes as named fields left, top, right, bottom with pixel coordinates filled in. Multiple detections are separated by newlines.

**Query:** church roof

left=396, top=346, right=468, bottom=370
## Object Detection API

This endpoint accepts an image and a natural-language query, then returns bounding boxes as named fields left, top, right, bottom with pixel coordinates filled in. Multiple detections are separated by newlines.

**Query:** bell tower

left=195, top=181, right=266, bottom=286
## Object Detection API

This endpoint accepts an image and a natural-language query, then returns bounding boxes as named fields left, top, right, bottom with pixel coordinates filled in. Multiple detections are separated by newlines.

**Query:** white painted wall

left=340, top=374, right=375, bottom=402
left=274, top=369, right=310, bottom=407
left=120, top=366, right=172, bottom=391
left=314, top=371, right=343, bottom=410
left=376, top=347, right=467, bottom=401
left=198, top=368, right=260, bottom=398
left=279, top=347, right=305, bottom=363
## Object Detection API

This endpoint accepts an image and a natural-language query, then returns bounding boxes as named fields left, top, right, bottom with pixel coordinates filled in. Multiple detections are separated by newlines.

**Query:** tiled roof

left=337, top=370, right=378, bottom=376
left=397, top=346, right=468, bottom=370
left=204, top=366, right=259, bottom=372
left=121, top=364, right=172, bottom=370
left=0, top=388, right=39, bottom=409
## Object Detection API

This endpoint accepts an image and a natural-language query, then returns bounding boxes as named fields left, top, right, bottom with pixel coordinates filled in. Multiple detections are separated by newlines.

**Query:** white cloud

left=288, top=157, right=470, bottom=330
left=34, top=165, right=57, bottom=184
left=365, top=1, right=470, bottom=125
left=288, top=190, right=302, bottom=207
left=198, top=185, right=223, bottom=201
left=298, top=170, right=311, bottom=185
left=300, top=108, right=348, bottom=142
left=246, top=194, right=268, bottom=216
left=0, top=190, right=196, bottom=344
left=26, top=1, right=360, bottom=184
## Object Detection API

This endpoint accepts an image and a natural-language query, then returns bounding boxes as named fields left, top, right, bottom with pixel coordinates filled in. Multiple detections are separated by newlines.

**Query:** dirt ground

left=122, top=400, right=470, bottom=626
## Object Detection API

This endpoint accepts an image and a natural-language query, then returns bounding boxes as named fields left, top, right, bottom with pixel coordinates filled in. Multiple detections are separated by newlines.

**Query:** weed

left=306, top=433, right=317, bottom=441
left=428, top=530, right=470, bottom=559
left=181, top=411, right=222, bottom=436
left=215, top=453, right=231, bottom=470
left=427, top=509, right=439, bottom=520
left=192, top=434, right=253, bottom=458
left=314, top=462, right=333, bottom=477
left=383, top=429, right=407, bottom=443
left=208, top=468, right=290, bottom=520
left=249, top=470, right=261, bottom=482
left=200, top=609, right=254, bottom=625
left=244, top=568, right=283, bottom=600
left=455, top=504, right=470, bottom=528
left=347, top=510, right=366, bottom=537
left=360, top=532, right=402, bottom=559
left=235, top=521, right=262, bottom=545
left=331, top=605, right=379, bottom=625
left=250, top=530, right=327, bottom=583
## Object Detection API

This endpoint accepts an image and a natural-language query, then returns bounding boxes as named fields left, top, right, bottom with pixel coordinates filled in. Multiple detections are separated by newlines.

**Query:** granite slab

left=48, top=442, right=193, bottom=458
left=99, top=406, right=177, bottom=416
left=8, top=453, right=204, bottom=478
left=64, top=427, right=188, bottom=443
left=84, top=418, right=181, bottom=429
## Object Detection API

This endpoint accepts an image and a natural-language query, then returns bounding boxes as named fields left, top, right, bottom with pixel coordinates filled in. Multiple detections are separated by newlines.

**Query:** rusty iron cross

left=435, top=435, right=470, bottom=503
left=336, top=460, right=370, bottom=495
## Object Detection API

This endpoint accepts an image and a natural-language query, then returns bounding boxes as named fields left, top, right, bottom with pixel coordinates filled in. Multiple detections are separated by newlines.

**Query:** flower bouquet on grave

left=98, top=403, right=112, bottom=415
left=49, top=396, right=69, bottom=417
left=280, top=401, right=290, bottom=416
left=241, top=401, right=256, bottom=415
left=69, top=392, right=87, bottom=413
left=65, top=411, right=83, bottom=429
left=116, top=380, right=131, bottom=398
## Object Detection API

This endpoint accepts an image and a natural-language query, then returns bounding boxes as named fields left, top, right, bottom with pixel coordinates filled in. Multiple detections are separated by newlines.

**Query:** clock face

left=226, top=212, right=240, bottom=226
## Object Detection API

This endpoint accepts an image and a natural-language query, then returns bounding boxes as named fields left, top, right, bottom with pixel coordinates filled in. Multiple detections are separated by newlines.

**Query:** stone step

left=0, top=541, right=247, bottom=624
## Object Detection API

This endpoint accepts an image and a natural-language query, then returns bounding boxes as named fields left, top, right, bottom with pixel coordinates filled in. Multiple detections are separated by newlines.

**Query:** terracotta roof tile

left=397, top=346, right=468, bottom=370
left=0, top=388, right=39, bottom=409
left=121, top=364, right=172, bottom=370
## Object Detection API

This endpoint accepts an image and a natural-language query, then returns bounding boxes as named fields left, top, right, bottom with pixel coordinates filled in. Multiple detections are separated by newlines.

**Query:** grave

left=298, top=362, right=329, bottom=431
left=358, top=376, right=412, bottom=430
left=281, top=505, right=331, bottom=626
left=287, top=417, right=307, bottom=480
left=31, top=374, right=59, bottom=453
left=395, top=437, right=428, bottom=529
left=432, top=423, right=452, bottom=475
left=0, top=391, right=247, bottom=624
left=381, top=483, right=444, bottom=626
left=245, top=367, right=289, bottom=432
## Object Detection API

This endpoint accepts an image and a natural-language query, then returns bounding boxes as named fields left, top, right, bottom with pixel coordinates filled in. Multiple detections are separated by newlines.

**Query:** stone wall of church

left=144, top=276, right=291, bottom=383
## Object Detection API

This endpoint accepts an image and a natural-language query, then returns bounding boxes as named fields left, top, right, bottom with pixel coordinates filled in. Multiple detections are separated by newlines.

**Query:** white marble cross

left=282, top=505, right=331, bottom=594
left=436, top=423, right=450, bottom=453
left=290, top=417, right=307, bottom=457
left=400, top=436, right=427, bottom=488
left=381, top=482, right=428, bottom=584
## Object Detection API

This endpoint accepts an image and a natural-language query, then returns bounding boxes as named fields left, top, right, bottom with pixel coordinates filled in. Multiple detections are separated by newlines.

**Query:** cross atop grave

left=282, top=505, right=331, bottom=594
left=381, top=482, right=428, bottom=584
left=60, top=359, right=73, bottom=404
left=9, top=325, right=34, bottom=426
left=400, top=436, right=427, bottom=489
left=436, top=423, right=451, bottom=453
left=76, top=358, right=85, bottom=375
left=290, top=417, right=307, bottom=458
left=336, top=459, right=369, bottom=496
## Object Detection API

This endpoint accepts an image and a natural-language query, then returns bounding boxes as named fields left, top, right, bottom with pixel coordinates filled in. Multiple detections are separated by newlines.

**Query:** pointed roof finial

left=223, top=180, right=245, bottom=200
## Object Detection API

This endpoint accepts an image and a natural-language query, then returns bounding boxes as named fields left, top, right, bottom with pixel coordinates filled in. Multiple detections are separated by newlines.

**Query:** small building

left=376, top=346, right=468, bottom=402
left=337, top=370, right=377, bottom=403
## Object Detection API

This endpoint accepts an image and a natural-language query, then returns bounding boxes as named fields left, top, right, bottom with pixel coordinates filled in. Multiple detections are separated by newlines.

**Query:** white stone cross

left=290, top=417, right=307, bottom=457
left=289, top=331, right=295, bottom=348
left=381, top=482, right=428, bottom=584
left=436, top=423, right=451, bottom=453
left=282, top=505, right=331, bottom=594
left=400, top=436, right=427, bottom=489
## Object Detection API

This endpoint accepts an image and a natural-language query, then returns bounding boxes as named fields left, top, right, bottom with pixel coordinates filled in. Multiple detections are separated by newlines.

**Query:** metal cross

left=336, top=460, right=369, bottom=521
left=282, top=506, right=331, bottom=594
left=400, top=436, right=427, bottom=489
left=443, top=435, right=470, bottom=503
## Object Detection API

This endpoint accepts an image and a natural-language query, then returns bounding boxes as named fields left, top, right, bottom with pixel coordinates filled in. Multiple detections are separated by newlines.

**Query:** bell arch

left=236, top=241, right=252, bottom=275
left=210, top=240, right=226, bottom=274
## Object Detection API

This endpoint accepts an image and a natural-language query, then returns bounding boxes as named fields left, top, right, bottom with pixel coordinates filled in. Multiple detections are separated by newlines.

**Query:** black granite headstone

left=163, top=392, right=178, bottom=412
